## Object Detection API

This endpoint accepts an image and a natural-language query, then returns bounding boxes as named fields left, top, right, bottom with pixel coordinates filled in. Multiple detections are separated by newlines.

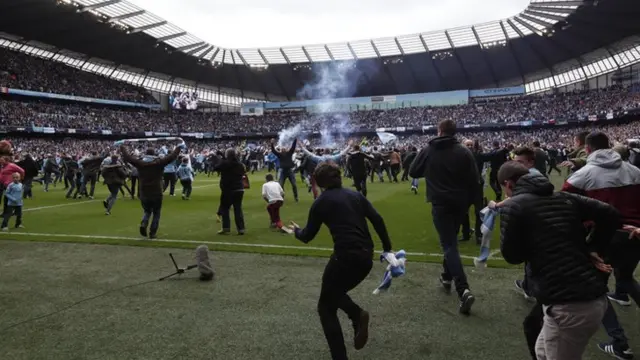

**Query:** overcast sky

left=128, top=0, right=530, bottom=49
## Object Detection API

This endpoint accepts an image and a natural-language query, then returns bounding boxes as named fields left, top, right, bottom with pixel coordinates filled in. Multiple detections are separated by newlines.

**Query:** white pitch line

left=22, top=184, right=218, bottom=212
left=24, top=200, right=97, bottom=212
left=0, top=232, right=504, bottom=261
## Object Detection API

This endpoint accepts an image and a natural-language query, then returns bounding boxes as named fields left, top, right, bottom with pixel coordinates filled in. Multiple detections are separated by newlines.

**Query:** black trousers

left=353, top=173, right=368, bottom=197
left=489, top=171, right=502, bottom=201
left=390, top=164, right=400, bottom=182
left=141, top=196, right=163, bottom=236
left=180, top=179, right=193, bottom=197
left=163, top=173, right=177, bottom=195
left=219, top=190, right=245, bottom=232
left=131, top=176, right=139, bottom=198
left=319, top=250, right=373, bottom=360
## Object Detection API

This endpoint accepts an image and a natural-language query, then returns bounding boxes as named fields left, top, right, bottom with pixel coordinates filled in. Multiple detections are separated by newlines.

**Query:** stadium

left=1, top=0, right=640, bottom=359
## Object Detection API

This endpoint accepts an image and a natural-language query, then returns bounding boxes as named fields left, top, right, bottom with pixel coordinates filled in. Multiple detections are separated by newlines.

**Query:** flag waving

left=377, top=132, right=397, bottom=145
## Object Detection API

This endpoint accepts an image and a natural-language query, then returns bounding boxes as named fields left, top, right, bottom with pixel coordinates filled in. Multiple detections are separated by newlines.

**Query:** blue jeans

left=601, top=299, right=629, bottom=348
left=278, top=168, right=298, bottom=200
left=431, top=204, right=469, bottom=297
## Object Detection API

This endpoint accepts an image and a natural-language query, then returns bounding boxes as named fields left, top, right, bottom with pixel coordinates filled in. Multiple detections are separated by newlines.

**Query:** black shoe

left=139, top=226, right=147, bottom=238
left=607, top=292, right=632, bottom=307
left=459, top=289, right=475, bottom=315
left=353, top=310, right=370, bottom=350
left=439, top=276, right=452, bottom=292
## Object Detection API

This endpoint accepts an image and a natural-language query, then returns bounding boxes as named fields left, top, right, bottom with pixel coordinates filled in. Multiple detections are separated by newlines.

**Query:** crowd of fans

left=6, top=121, right=639, bottom=161
left=0, top=85, right=639, bottom=134
left=0, top=48, right=156, bottom=104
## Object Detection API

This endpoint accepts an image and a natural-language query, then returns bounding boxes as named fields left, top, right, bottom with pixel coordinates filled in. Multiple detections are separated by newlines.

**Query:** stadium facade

left=0, top=0, right=639, bottom=110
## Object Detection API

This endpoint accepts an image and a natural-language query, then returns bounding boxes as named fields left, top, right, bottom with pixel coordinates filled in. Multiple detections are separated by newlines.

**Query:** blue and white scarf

left=373, top=250, right=406, bottom=294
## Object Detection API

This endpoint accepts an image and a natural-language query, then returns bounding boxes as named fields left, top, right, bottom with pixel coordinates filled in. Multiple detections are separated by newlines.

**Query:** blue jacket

left=5, top=182, right=23, bottom=206
left=164, top=161, right=177, bottom=174
left=177, top=164, right=194, bottom=181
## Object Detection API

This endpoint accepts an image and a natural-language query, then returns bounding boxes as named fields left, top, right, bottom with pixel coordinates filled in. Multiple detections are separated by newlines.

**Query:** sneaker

left=105, top=211, right=110, bottom=216
left=607, top=292, right=632, bottom=307
left=237, top=230, right=245, bottom=235
left=411, top=186, right=417, bottom=194
left=515, top=280, right=534, bottom=301
left=217, top=229, right=230, bottom=235
left=182, top=194, right=186, bottom=200
left=598, top=342, right=634, bottom=360
left=139, top=226, right=148, bottom=238
left=459, top=289, right=475, bottom=315
left=15, top=225, right=24, bottom=229
left=353, top=310, right=370, bottom=350
left=149, top=234, right=157, bottom=240
left=1, top=227, right=7, bottom=232
left=439, top=276, right=452, bottom=292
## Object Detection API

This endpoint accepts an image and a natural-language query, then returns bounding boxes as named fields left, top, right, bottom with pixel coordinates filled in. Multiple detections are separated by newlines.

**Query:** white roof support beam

left=195, top=45, right=215, bottom=58
left=130, top=21, right=168, bottom=34
left=257, top=49, right=269, bottom=64
left=524, top=9, right=565, bottom=22
left=81, top=0, right=121, bottom=12
left=108, top=10, right=144, bottom=22
left=157, top=32, right=187, bottom=42
left=444, top=30, right=456, bottom=49
left=324, top=45, right=335, bottom=61
left=186, top=43, right=209, bottom=56
left=394, top=38, right=405, bottom=55
left=176, top=41, right=205, bottom=52
left=301, top=47, right=313, bottom=62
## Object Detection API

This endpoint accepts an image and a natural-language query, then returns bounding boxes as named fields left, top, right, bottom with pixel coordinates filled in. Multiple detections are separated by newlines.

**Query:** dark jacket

left=270, top=139, right=297, bottom=170
left=81, top=155, right=105, bottom=176
left=402, top=151, right=417, bottom=169
left=348, top=151, right=374, bottom=175
left=101, top=163, right=128, bottom=186
left=485, top=147, right=510, bottom=174
left=17, top=156, right=38, bottom=178
left=121, top=146, right=181, bottom=199
left=409, top=136, right=480, bottom=208
left=294, top=187, right=392, bottom=254
left=533, top=147, right=549, bottom=176
left=500, top=173, right=619, bottom=305
left=214, top=159, right=245, bottom=192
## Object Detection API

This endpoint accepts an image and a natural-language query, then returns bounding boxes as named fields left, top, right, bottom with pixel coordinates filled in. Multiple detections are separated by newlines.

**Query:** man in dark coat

left=409, top=119, right=480, bottom=315
left=497, top=161, right=619, bottom=359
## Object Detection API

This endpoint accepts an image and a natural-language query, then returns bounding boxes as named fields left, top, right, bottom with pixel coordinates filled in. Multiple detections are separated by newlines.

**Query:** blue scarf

left=373, top=250, right=406, bottom=294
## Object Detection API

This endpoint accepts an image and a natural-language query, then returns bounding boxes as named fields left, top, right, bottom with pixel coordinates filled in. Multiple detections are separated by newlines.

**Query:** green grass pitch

left=0, top=171, right=637, bottom=359
left=0, top=171, right=567, bottom=264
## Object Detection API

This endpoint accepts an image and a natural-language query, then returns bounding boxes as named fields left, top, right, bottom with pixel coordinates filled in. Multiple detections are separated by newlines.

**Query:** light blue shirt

left=5, top=182, right=23, bottom=206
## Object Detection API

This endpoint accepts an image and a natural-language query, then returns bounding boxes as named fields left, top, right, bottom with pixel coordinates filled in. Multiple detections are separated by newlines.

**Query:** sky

left=128, top=0, right=531, bottom=49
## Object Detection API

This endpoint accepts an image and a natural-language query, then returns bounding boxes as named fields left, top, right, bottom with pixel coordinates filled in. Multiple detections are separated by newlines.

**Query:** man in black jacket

left=498, top=161, right=619, bottom=360
left=347, top=145, right=374, bottom=197
left=486, top=141, right=510, bottom=200
left=270, top=139, right=298, bottom=202
left=121, top=144, right=182, bottom=239
left=401, top=146, right=417, bottom=182
left=409, top=119, right=480, bottom=314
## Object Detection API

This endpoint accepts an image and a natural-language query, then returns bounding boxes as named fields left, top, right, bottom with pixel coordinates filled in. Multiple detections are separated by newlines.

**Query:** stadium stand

left=0, top=47, right=156, bottom=104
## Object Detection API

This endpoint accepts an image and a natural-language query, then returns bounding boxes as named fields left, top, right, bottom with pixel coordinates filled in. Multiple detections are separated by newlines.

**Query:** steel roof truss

left=130, top=21, right=168, bottom=34
left=156, top=31, right=186, bottom=42
left=176, top=41, right=205, bottom=51
left=81, top=0, right=121, bottom=12
left=108, top=10, right=144, bottom=22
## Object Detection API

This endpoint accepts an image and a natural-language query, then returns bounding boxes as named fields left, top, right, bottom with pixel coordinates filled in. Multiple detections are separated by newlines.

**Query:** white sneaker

left=16, top=225, right=24, bottom=229
left=1, top=227, right=8, bottom=232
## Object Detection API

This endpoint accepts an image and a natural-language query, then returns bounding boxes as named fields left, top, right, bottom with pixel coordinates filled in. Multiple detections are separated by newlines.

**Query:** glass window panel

left=371, top=38, right=402, bottom=56
left=304, top=45, right=332, bottom=61
left=348, top=40, right=377, bottom=58
left=325, top=43, right=355, bottom=60
left=395, top=35, right=425, bottom=54
left=447, top=27, right=478, bottom=48
left=422, top=31, right=450, bottom=51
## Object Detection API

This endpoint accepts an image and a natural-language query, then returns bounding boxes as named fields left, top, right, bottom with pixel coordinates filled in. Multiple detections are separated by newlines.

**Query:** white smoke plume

left=277, top=62, right=362, bottom=148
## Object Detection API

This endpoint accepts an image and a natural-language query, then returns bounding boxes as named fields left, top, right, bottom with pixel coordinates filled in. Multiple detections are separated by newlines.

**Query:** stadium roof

left=1, top=0, right=640, bottom=104
left=57, top=0, right=586, bottom=64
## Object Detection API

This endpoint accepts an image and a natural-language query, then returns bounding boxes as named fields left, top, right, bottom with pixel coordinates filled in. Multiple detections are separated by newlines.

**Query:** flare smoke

left=277, top=62, right=364, bottom=148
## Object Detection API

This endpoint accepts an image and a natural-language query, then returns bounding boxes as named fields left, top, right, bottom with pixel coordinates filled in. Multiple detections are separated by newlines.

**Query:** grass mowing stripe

left=0, top=232, right=504, bottom=260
